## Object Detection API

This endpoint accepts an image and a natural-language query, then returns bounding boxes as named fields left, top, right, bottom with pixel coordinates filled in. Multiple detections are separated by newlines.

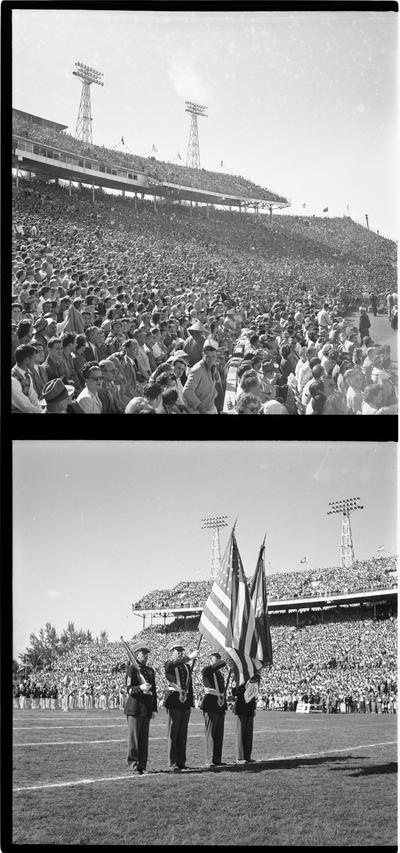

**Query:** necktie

left=14, top=369, right=30, bottom=396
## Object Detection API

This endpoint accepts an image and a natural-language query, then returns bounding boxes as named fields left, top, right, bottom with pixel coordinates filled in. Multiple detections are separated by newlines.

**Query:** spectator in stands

left=11, top=344, right=44, bottom=413
left=42, top=378, right=75, bottom=414
left=235, top=392, right=262, bottom=414
left=182, top=320, right=207, bottom=367
left=28, top=341, right=48, bottom=399
left=11, top=168, right=396, bottom=416
left=361, top=384, right=397, bottom=415
left=98, top=359, right=124, bottom=413
left=182, top=339, right=219, bottom=414
left=77, top=362, right=104, bottom=413
left=42, top=337, right=65, bottom=381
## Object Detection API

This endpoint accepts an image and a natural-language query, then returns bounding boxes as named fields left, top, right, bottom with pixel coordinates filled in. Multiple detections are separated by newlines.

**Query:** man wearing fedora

left=200, top=651, right=228, bottom=767
left=164, top=642, right=199, bottom=771
left=124, top=642, right=157, bottom=775
left=41, top=378, right=76, bottom=413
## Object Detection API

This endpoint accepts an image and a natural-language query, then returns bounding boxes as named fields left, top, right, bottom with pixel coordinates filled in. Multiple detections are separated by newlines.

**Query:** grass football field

left=11, top=708, right=397, bottom=846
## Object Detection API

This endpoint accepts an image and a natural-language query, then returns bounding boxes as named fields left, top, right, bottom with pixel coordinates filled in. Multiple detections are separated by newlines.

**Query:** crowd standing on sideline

left=11, top=176, right=397, bottom=415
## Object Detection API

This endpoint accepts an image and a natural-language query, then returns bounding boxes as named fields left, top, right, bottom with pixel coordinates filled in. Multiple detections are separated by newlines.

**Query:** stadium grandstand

left=11, top=108, right=397, bottom=415
left=14, top=555, right=397, bottom=714
left=12, top=108, right=289, bottom=213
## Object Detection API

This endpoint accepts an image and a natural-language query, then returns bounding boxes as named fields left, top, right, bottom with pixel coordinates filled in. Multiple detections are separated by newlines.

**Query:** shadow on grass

left=150, top=754, right=360, bottom=775
left=346, top=762, right=398, bottom=777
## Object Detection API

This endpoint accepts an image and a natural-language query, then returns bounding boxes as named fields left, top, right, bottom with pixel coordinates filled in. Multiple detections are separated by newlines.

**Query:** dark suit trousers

left=236, top=714, right=254, bottom=761
left=167, top=707, right=191, bottom=767
left=204, top=711, right=225, bottom=764
left=127, top=714, right=150, bottom=769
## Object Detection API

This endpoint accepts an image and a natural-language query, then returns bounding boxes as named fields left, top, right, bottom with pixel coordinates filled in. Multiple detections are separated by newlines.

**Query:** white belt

left=167, top=685, right=188, bottom=703
left=204, top=687, right=225, bottom=707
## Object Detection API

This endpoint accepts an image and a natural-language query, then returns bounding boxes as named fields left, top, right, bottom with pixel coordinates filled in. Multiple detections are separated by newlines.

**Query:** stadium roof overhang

left=132, top=588, right=397, bottom=619
left=13, top=108, right=68, bottom=132
left=154, top=181, right=290, bottom=209
left=13, top=148, right=290, bottom=210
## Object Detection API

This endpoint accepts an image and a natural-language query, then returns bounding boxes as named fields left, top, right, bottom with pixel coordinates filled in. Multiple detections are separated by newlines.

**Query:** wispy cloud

left=46, top=589, right=61, bottom=598
left=168, top=55, right=206, bottom=102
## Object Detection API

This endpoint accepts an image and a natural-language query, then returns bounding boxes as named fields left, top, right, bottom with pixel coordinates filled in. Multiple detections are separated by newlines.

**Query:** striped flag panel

left=249, top=542, right=273, bottom=666
left=199, top=530, right=261, bottom=684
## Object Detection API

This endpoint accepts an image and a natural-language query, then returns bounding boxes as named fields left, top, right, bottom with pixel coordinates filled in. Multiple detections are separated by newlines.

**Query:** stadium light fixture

left=201, top=516, right=228, bottom=579
left=185, top=101, right=208, bottom=170
left=327, top=497, right=364, bottom=568
left=73, top=61, right=104, bottom=145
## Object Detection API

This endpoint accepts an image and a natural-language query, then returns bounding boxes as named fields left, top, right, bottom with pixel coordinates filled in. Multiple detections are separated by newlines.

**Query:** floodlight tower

left=327, top=497, right=364, bottom=568
left=185, top=101, right=208, bottom=169
left=73, top=62, right=104, bottom=145
left=201, top=515, right=228, bottom=579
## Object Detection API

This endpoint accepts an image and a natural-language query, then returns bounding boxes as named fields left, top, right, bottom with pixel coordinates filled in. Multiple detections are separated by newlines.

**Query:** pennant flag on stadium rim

left=249, top=535, right=273, bottom=666
left=121, top=136, right=125, bottom=145
left=152, top=144, right=158, bottom=153
left=198, top=526, right=262, bottom=685
left=302, top=203, right=306, bottom=208
left=323, top=206, right=329, bottom=213
left=220, top=160, right=224, bottom=167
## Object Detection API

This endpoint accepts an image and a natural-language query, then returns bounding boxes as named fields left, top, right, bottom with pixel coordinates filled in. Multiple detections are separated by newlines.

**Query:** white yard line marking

left=257, top=741, right=398, bottom=763
left=13, top=740, right=397, bottom=792
left=14, top=734, right=205, bottom=747
left=14, top=722, right=204, bottom=731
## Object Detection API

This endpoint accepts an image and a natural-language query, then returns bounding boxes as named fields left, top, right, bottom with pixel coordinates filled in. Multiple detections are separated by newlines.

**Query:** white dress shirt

left=76, top=387, right=103, bottom=414
left=11, top=367, right=44, bottom=413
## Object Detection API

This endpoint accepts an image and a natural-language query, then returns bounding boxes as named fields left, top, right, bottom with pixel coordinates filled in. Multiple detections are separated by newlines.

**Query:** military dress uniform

left=164, top=645, right=195, bottom=771
left=124, top=650, right=157, bottom=773
left=200, top=655, right=227, bottom=766
left=232, top=677, right=259, bottom=763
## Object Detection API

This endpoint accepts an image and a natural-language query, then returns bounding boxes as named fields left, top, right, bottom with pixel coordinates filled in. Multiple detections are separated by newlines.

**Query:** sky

left=11, top=8, right=397, bottom=238
left=12, top=440, right=397, bottom=659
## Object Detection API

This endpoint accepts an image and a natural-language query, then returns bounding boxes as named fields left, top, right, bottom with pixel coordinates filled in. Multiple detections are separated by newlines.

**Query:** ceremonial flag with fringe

left=249, top=538, right=273, bottom=666
left=199, top=528, right=262, bottom=684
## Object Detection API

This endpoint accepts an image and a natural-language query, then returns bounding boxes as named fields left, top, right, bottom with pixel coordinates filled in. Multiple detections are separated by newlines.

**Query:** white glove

left=188, top=650, right=199, bottom=660
left=140, top=682, right=151, bottom=692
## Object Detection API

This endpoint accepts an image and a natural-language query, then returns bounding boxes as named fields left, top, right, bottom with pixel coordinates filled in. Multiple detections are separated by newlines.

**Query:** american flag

left=249, top=537, right=273, bottom=666
left=199, top=527, right=262, bottom=684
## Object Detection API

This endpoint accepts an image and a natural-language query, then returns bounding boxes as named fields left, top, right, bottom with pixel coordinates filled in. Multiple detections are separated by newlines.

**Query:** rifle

left=120, top=636, right=148, bottom=688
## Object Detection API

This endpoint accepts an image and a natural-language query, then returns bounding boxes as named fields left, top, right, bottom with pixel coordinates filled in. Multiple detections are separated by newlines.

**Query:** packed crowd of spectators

left=13, top=116, right=287, bottom=201
left=11, top=177, right=397, bottom=414
left=14, top=607, right=397, bottom=714
left=132, top=555, right=398, bottom=610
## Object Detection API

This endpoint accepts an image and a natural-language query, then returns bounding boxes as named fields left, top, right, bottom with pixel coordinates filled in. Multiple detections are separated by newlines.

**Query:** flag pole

left=186, top=633, right=203, bottom=693
left=224, top=668, right=233, bottom=699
